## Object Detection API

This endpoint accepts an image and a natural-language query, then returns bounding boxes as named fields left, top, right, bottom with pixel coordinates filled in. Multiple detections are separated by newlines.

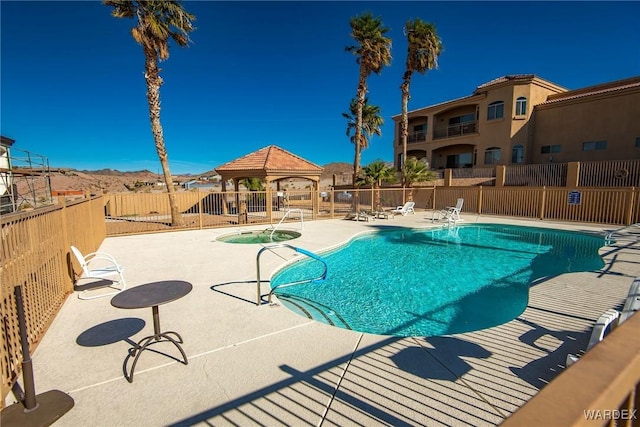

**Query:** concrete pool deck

left=5, top=212, right=639, bottom=426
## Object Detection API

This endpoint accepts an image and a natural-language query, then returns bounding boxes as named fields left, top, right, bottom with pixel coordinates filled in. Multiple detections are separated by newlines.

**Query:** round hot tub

left=216, top=229, right=301, bottom=244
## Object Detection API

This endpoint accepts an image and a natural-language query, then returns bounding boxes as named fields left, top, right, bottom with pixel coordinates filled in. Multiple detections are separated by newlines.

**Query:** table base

left=124, top=331, right=188, bottom=383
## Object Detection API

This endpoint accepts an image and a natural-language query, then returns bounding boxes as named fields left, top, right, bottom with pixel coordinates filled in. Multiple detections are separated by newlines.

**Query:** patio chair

left=70, top=245, right=126, bottom=300
left=566, top=277, right=640, bottom=366
left=619, top=277, right=640, bottom=323
left=566, top=309, right=619, bottom=367
left=432, top=198, right=464, bottom=223
left=391, top=202, right=415, bottom=218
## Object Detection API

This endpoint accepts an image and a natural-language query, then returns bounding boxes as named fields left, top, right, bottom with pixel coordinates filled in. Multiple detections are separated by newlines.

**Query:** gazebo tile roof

left=215, top=145, right=323, bottom=172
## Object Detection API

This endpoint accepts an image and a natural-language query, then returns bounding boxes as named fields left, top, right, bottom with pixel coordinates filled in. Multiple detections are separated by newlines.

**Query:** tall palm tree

left=342, top=97, right=384, bottom=152
left=346, top=12, right=392, bottom=186
left=361, top=160, right=396, bottom=211
left=402, top=156, right=436, bottom=201
left=104, top=0, right=195, bottom=227
left=400, top=19, right=442, bottom=169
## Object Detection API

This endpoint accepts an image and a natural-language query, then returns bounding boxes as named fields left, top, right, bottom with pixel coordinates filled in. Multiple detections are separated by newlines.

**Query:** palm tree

left=361, top=160, right=396, bottom=211
left=342, top=97, right=384, bottom=153
left=240, top=177, right=264, bottom=191
left=401, top=156, right=436, bottom=201
left=400, top=19, right=442, bottom=169
left=103, top=0, right=195, bottom=227
left=346, top=12, right=392, bottom=186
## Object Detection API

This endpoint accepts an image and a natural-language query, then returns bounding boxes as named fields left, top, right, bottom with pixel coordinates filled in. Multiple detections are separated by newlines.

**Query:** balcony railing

left=433, top=120, right=477, bottom=140
left=408, top=131, right=427, bottom=144
left=397, top=132, right=427, bottom=146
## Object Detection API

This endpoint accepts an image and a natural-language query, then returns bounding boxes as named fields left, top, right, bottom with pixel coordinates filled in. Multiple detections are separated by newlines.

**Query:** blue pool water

left=270, top=224, right=606, bottom=337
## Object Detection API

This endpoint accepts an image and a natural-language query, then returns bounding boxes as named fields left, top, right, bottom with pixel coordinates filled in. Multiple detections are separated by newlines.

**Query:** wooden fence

left=0, top=196, right=105, bottom=402
left=102, top=186, right=640, bottom=236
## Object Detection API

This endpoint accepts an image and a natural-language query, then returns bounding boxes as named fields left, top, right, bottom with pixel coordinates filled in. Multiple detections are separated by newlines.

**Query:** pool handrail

left=255, top=243, right=328, bottom=306
left=268, top=209, right=304, bottom=240
left=605, top=222, right=640, bottom=243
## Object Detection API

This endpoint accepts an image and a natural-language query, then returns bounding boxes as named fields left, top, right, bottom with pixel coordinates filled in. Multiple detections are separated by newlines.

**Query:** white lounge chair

left=433, top=198, right=464, bottom=223
left=619, top=277, right=640, bottom=323
left=566, top=309, right=619, bottom=367
left=391, top=202, right=415, bottom=217
left=566, top=277, right=640, bottom=366
left=71, top=245, right=127, bottom=300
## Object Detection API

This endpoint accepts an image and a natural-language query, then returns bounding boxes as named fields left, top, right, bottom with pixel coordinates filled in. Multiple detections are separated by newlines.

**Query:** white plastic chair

left=70, top=245, right=126, bottom=300
left=391, top=202, right=415, bottom=217
left=566, top=278, right=640, bottom=366
left=433, top=198, right=464, bottom=223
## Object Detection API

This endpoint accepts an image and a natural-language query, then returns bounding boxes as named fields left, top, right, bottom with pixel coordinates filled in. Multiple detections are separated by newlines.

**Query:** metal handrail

left=605, top=223, right=640, bottom=243
left=269, top=208, right=304, bottom=240
left=255, top=243, right=328, bottom=306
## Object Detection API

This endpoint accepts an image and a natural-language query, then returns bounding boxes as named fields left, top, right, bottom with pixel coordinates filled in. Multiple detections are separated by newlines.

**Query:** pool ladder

left=255, top=243, right=328, bottom=306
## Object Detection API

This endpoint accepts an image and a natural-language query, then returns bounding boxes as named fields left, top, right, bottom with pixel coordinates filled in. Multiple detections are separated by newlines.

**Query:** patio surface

left=5, top=212, right=639, bottom=426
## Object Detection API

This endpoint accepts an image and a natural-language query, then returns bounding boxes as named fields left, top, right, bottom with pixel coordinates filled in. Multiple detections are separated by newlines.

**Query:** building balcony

left=397, top=131, right=428, bottom=146
left=408, top=131, right=427, bottom=144
left=433, top=120, right=478, bottom=140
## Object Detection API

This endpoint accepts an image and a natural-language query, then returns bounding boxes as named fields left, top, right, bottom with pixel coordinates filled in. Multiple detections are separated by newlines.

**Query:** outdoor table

left=110, top=280, right=192, bottom=382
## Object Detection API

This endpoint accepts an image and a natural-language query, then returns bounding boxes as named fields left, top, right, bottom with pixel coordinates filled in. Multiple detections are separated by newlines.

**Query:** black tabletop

left=111, top=280, right=192, bottom=309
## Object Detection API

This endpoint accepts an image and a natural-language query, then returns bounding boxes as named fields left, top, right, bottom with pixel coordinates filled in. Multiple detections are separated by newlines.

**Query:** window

left=446, top=153, right=473, bottom=168
left=487, top=101, right=504, bottom=120
left=515, top=97, right=527, bottom=116
left=541, top=145, right=561, bottom=154
left=413, top=123, right=427, bottom=133
left=410, top=123, right=427, bottom=142
left=636, top=137, right=640, bottom=148
left=582, top=140, right=608, bottom=151
left=512, top=145, right=524, bottom=164
left=484, top=147, right=501, bottom=165
left=448, top=113, right=475, bottom=125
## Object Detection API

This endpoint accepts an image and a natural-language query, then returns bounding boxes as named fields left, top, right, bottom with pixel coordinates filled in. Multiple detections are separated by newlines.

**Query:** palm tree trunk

left=374, top=184, right=381, bottom=212
left=144, top=49, right=184, bottom=227
left=401, top=71, right=412, bottom=174
left=353, top=71, right=367, bottom=186
left=353, top=70, right=367, bottom=212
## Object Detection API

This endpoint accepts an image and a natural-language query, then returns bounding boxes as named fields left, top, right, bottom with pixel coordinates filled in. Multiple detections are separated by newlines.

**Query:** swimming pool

left=270, top=224, right=606, bottom=337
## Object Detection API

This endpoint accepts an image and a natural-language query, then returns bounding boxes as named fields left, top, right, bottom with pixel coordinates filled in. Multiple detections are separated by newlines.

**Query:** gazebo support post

left=265, top=178, right=273, bottom=224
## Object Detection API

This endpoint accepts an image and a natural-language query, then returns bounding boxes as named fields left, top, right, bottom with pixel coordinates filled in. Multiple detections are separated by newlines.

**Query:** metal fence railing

left=505, top=163, right=568, bottom=187
left=579, top=159, right=640, bottom=187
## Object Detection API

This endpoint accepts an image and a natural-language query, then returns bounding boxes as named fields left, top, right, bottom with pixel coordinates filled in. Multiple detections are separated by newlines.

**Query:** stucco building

left=392, top=75, right=640, bottom=170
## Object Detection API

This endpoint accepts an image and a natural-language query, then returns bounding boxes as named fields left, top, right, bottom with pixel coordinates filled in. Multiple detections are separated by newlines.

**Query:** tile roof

left=215, top=145, right=323, bottom=173
left=539, top=76, right=640, bottom=105
left=475, top=74, right=536, bottom=91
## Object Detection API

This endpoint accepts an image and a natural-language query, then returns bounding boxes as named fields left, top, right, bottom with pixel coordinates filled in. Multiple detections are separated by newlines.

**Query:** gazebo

left=214, top=145, right=324, bottom=221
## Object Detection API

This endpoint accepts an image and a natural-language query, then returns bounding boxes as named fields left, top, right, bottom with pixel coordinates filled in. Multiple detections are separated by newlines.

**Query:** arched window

left=484, top=147, right=501, bottom=165
left=515, top=97, right=527, bottom=116
left=512, top=145, right=524, bottom=164
left=487, top=101, right=504, bottom=120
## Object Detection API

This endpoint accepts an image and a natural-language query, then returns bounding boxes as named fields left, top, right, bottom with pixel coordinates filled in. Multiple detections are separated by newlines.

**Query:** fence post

left=625, top=187, right=635, bottom=226
left=198, top=188, right=203, bottom=230
left=330, top=189, right=335, bottom=219
left=567, top=162, right=580, bottom=188
left=539, top=186, right=547, bottom=220
left=478, top=186, right=483, bottom=215
left=495, top=166, right=506, bottom=187
left=57, top=195, right=73, bottom=293
left=444, top=169, right=453, bottom=187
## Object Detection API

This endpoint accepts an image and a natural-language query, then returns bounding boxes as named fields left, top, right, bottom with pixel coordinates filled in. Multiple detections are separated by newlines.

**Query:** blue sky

left=2, top=1, right=639, bottom=174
